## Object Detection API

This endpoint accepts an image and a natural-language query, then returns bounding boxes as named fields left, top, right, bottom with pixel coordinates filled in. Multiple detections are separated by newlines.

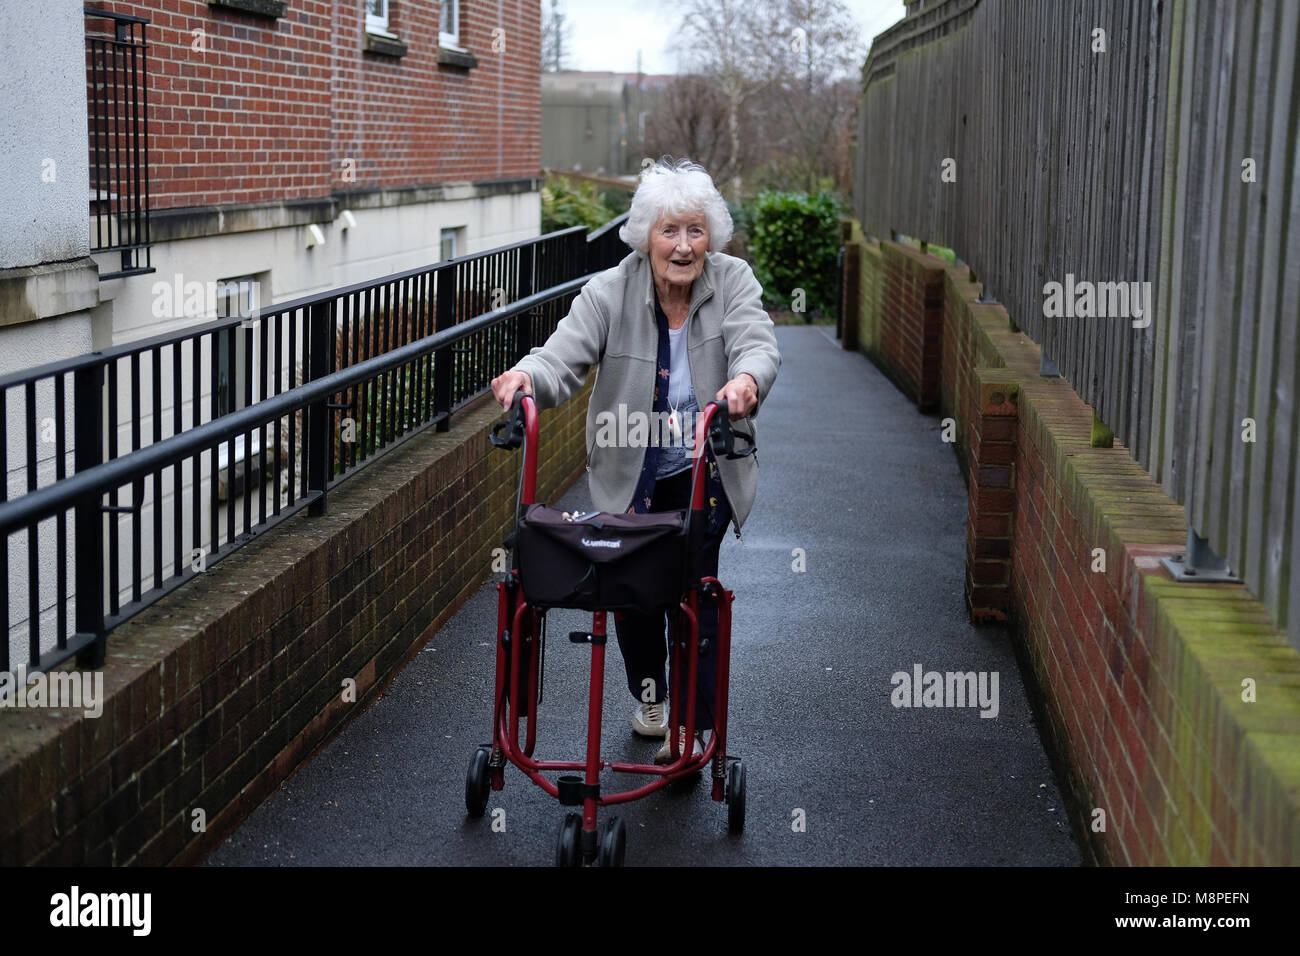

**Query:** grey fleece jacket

left=511, top=248, right=781, bottom=532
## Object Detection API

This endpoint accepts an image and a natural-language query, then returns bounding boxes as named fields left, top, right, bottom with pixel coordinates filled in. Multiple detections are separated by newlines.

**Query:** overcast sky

left=550, top=0, right=907, bottom=74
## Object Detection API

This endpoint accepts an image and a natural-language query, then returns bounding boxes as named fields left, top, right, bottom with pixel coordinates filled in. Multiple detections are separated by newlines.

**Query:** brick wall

left=964, top=372, right=1018, bottom=623
left=853, top=237, right=883, bottom=364
left=0, top=376, right=592, bottom=865
left=939, top=264, right=1006, bottom=484
left=846, top=237, right=1300, bottom=865
left=91, top=0, right=540, bottom=209
left=878, top=243, right=943, bottom=411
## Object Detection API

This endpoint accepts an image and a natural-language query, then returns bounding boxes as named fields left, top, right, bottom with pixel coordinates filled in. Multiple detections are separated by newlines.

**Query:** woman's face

left=649, top=211, right=710, bottom=292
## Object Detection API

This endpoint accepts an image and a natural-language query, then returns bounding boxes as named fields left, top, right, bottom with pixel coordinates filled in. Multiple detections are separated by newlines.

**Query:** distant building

left=542, top=71, right=672, bottom=176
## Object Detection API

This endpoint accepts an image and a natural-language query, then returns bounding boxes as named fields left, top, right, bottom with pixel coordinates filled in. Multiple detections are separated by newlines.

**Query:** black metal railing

left=0, top=214, right=629, bottom=674
left=85, top=7, right=153, bottom=279
left=585, top=213, right=629, bottom=269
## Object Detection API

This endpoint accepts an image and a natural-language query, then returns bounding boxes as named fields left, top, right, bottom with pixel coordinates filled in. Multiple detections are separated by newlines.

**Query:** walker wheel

left=465, top=746, right=491, bottom=818
left=555, top=812, right=582, bottom=867
left=598, top=816, right=627, bottom=867
left=726, top=760, right=746, bottom=835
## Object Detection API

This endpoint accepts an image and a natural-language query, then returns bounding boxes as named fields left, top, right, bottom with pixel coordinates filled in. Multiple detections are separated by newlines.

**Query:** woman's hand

left=715, top=373, right=758, bottom=420
left=491, top=370, right=532, bottom=410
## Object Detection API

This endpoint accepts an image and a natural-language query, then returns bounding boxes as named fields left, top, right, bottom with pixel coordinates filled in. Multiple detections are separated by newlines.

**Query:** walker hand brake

left=490, top=391, right=530, bottom=450
left=706, top=401, right=757, bottom=460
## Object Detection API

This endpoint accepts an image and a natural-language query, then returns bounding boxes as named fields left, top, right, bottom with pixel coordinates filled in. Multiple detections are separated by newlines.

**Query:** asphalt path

left=207, top=325, right=1083, bottom=867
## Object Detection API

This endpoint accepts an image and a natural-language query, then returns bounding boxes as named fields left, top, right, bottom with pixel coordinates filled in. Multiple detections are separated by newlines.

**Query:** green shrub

left=600, top=187, right=633, bottom=217
left=746, top=190, right=846, bottom=314
left=541, top=174, right=619, bottom=232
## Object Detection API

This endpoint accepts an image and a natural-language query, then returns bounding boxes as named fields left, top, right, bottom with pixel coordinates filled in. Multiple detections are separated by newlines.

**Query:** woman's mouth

left=671, top=259, right=692, bottom=267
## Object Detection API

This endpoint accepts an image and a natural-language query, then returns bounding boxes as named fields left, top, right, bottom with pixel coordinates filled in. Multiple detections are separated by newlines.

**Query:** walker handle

left=494, top=391, right=539, bottom=508
left=490, top=391, right=531, bottom=450
left=706, top=402, right=756, bottom=461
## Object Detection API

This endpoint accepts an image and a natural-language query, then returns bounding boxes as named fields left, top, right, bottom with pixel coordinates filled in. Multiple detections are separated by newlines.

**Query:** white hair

left=619, top=157, right=734, bottom=254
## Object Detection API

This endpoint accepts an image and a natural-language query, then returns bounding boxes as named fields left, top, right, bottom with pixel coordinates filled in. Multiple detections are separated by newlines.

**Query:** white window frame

left=440, top=0, right=463, bottom=50
left=215, top=277, right=259, bottom=417
left=214, top=274, right=270, bottom=499
left=366, top=0, right=397, bottom=39
left=216, top=276, right=260, bottom=326
left=440, top=227, right=464, bottom=261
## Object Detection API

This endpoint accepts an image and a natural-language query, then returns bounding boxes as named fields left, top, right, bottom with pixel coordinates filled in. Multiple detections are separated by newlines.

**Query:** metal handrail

left=84, top=6, right=153, bottom=278
left=1, top=211, right=630, bottom=674
left=0, top=224, right=590, bottom=392
left=0, top=274, right=591, bottom=537
left=84, top=7, right=150, bottom=24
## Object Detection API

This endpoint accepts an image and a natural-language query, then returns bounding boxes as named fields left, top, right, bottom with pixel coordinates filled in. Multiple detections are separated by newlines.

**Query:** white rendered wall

left=0, top=0, right=90, bottom=269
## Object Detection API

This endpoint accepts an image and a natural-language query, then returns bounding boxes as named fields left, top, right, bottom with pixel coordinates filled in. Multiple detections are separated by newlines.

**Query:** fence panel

left=854, top=0, right=1299, bottom=644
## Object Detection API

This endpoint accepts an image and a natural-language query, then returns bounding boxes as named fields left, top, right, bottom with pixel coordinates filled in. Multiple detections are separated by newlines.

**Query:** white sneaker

left=655, top=727, right=706, bottom=765
left=632, top=699, right=669, bottom=738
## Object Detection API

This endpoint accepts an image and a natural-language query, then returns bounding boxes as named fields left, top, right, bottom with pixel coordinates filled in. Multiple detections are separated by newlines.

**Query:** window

left=440, top=0, right=460, bottom=48
left=214, top=275, right=269, bottom=500
left=435, top=0, right=476, bottom=67
left=366, top=0, right=396, bottom=38
left=363, top=0, right=407, bottom=55
left=85, top=8, right=154, bottom=279
left=216, top=276, right=260, bottom=328
left=440, top=227, right=464, bottom=261
left=215, top=277, right=261, bottom=417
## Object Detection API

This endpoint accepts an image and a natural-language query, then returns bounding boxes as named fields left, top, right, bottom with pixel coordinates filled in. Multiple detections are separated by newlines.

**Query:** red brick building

left=111, top=0, right=541, bottom=207
left=0, top=2, right=546, bottom=655
left=87, top=0, right=545, bottom=342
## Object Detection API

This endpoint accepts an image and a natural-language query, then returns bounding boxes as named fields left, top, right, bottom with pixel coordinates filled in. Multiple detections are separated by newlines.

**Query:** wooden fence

left=854, top=0, right=1299, bottom=646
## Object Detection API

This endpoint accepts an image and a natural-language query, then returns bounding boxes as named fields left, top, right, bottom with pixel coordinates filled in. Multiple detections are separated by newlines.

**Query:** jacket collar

left=638, top=251, right=716, bottom=317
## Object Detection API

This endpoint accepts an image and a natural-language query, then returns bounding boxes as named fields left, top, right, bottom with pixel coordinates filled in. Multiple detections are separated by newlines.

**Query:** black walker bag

left=514, top=504, right=695, bottom=612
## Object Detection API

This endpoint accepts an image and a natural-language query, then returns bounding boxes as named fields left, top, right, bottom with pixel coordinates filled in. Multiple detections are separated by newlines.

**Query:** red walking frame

left=464, top=393, right=749, bottom=866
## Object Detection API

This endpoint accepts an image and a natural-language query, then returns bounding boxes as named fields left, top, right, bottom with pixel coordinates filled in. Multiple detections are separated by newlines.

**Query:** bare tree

left=756, top=0, right=866, bottom=193
left=670, top=0, right=775, bottom=202
left=641, top=75, right=734, bottom=177
left=667, top=0, right=866, bottom=198
left=541, top=0, right=574, bottom=72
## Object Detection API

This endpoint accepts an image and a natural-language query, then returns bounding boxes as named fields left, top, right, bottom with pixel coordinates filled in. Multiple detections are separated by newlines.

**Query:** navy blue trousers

left=613, top=467, right=730, bottom=732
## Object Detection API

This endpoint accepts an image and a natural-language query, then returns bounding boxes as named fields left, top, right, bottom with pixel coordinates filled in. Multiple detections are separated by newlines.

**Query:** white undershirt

left=667, top=324, right=692, bottom=407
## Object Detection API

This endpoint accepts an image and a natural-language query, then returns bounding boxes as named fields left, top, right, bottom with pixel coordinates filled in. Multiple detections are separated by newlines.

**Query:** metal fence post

left=73, top=363, right=106, bottom=668
left=434, top=264, right=455, bottom=432
left=841, top=243, right=862, bottom=353
left=835, top=246, right=845, bottom=334
left=570, top=229, right=586, bottom=281
left=307, top=302, right=330, bottom=515
left=516, top=246, right=535, bottom=364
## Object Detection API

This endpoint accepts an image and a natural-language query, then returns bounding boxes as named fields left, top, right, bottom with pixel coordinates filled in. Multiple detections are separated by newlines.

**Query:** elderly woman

left=490, top=158, right=780, bottom=763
